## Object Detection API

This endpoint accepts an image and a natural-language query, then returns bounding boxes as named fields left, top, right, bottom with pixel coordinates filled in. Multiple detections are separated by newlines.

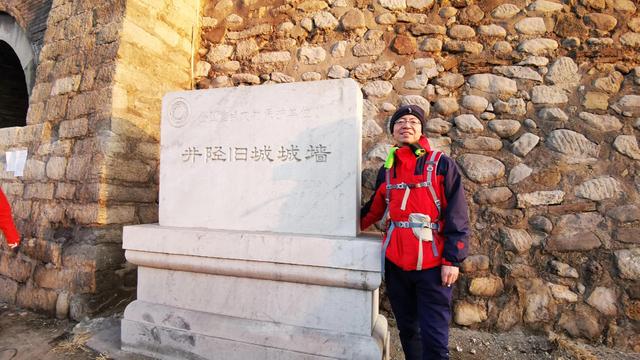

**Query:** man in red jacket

left=0, top=188, right=20, bottom=252
left=361, top=105, right=470, bottom=360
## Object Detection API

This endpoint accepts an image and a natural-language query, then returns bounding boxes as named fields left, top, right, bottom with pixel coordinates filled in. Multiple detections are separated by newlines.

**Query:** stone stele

left=121, top=79, right=389, bottom=360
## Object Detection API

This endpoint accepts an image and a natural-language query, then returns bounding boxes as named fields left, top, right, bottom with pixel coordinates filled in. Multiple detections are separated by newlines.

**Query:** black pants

left=385, top=261, right=453, bottom=360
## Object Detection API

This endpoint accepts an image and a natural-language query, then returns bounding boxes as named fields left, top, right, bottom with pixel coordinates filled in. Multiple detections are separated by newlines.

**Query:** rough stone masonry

left=0, top=0, right=639, bottom=353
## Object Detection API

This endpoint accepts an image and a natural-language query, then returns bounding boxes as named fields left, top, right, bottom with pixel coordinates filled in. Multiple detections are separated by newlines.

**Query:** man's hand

left=441, top=265, right=459, bottom=287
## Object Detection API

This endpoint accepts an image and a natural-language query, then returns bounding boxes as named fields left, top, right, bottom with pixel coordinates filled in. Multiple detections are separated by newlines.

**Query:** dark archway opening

left=0, top=40, right=29, bottom=128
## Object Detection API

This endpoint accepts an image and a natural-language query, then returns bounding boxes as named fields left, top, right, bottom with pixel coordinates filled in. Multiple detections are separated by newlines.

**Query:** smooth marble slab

left=159, top=79, right=363, bottom=237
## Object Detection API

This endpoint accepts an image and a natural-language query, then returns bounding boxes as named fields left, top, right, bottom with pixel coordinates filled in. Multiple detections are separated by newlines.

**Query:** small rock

left=594, top=71, right=624, bottom=94
left=508, top=163, right=533, bottom=184
left=494, top=66, right=543, bottom=82
left=548, top=283, right=578, bottom=302
left=301, top=72, right=322, bottom=81
left=406, top=0, right=434, bottom=10
left=420, top=38, right=443, bottom=52
left=392, top=35, right=418, bottom=54
left=516, top=190, right=564, bottom=208
left=435, top=72, right=465, bottom=89
left=454, top=114, right=484, bottom=133
left=531, top=85, right=568, bottom=104
left=298, top=46, right=326, bottom=65
left=587, top=287, right=617, bottom=316
left=474, top=187, right=512, bottom=205
left=460, top=137, right=503, bottom=151
left=457, top=154, right=505, bottom=183
left=492, top=4, right=520, bottom=19
left=607, top=205, right=640, bottom=223
left=613, top=135, right=640, bottom=160
left=578, top=112, right=622, bottom=132
left=478, top=24, right=507, bottom=37
left=454, top=302, right=487, bottom=325
left=379, top=0, right=406, bottom=10
left=584, top=13, right=618, bottom=32
left=615, top=248, right=640, bottom=280
left=538, top=107, right=568, bottom=121
left=500, top=227, right=533, bottom=253
left=515, top=17, right=547, bottom=35
left=518, top=38, right=558, bottom=55
left=376, top=12, right=397, bottom=25
left=448, top=25, right=476, bottom=39
left=468, top=74, right=517, bottom=98
left=488, top=120, right=521, bottom=138
left=313, top=11, right=338, bottom=29
left=546, top=129, right=600, bottom=160
left=340, top=8, right=366, bottom=30
left=462, top=95, right=489, bottom=113
left=362, top=81, right=393, bottom=98
left=582, top=91, right=610, bottom=111
left=511, top=133, right=540, bottom=156
left=528, top=0, right=564, bottom=13
left=424, top=118, right=452, bottom=134
left=327, top=65, right=349, bottom=79
left=331, top=41, right=347, bottom=58
left=352, top=39, right=386, bottom=56
left=549, top=260, right=579, bottom=278
left=434, top=98, right=459, bottom=116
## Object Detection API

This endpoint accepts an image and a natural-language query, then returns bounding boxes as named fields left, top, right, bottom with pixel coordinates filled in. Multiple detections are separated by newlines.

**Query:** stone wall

left=0, top=0, right=198, bottom=320
left=0, top=0, right=53, bottom=58
left=195, top=0, right=640, bottom=351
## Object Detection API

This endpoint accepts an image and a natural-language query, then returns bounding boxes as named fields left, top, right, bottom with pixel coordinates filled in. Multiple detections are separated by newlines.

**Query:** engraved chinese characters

left=159, top=79, right=362, bottom=237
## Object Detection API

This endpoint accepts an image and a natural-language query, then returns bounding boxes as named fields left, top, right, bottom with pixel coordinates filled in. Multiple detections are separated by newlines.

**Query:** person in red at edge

left=361, top=105, right=470, bottom=360
left=0, top=188, right=20, bottom=252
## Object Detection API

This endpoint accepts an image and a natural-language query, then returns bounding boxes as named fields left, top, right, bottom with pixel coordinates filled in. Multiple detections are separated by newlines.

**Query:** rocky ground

left=1, top=302, right=638, bottom=360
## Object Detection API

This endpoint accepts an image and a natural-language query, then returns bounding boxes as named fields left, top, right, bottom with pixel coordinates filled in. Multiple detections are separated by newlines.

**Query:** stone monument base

left=121, top=225, right=389, bottom=360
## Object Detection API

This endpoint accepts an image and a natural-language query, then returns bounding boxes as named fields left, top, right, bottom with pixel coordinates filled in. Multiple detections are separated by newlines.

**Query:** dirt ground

left=1, top=302, right=638, bottom=360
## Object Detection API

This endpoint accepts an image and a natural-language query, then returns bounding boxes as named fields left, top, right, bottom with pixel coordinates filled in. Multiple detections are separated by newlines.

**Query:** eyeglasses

left=394, top=119, right=421, bottom=127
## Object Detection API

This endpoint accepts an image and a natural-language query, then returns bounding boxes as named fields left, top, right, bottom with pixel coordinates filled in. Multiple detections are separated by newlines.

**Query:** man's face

left=392, top=114, right=422, bottom=145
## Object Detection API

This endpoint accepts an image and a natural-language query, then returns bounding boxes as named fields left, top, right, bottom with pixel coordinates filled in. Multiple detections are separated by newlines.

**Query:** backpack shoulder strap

left=425, top=150, right=443, bottom=220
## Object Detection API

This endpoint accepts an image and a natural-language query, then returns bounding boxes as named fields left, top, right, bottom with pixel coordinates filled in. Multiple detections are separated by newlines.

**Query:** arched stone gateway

left=0, top=12, right=35, bottom=128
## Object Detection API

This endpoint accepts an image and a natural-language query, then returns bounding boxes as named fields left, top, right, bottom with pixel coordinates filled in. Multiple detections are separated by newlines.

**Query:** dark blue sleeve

left=361, top=166, right=386, bottom=218
left=437, top=156, right=470, bottom=266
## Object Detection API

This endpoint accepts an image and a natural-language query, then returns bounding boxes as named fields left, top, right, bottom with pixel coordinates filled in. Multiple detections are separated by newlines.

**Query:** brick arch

left=0, top=11, right=35, bottom=95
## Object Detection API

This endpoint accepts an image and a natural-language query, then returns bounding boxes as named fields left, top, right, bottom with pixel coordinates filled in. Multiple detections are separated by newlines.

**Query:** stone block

left=56, top=183, right=76, bottom=199
left=59, top=118, right=89, bottom=138
left=46, top=156, right=68, bottom=180
left=34, top=265, right=95, bottom=293
left=454, top=301, right=487, bottom=325
left=16, top=285, right=58, bottom=314
left=66, top=155, right=94, bottom=181
left=101, top=158, right=152, bottom=182
left=22, top=238, right=63, bottom=266
left=24, top=183, right=55, bottom=200
left=23, top=159, right=46, bottom=180
left=0, top=276, right=18, bottom=303
left=0, top=252, right=33, bottom=283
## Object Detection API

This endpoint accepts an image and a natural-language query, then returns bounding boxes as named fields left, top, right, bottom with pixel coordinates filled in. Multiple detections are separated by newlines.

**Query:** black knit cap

left=389, top=104, right=425, bottom=134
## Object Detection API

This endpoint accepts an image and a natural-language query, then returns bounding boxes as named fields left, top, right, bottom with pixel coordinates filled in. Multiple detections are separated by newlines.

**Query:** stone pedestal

left=121, top=225, right=388, bottom=359
left=121, top=79, right=388, bottom=359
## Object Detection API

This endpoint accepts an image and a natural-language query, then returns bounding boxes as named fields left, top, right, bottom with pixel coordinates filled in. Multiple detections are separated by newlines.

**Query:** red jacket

left=0, top=188, right=20, bottom=248
left=361, top=136, right=469, bottom=271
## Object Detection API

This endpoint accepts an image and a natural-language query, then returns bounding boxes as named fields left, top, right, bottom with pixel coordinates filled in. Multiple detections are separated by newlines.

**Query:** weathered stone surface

left=468, top=74, right=517, bottom=98
left=608, top=205, right=640, bottom=223
left=546, top=129, right=600, bottom=160
left=419, top=38, right=443, bottom=52
left=531, top=86, right=568, bottom=104
left=515, top=17, right=547, bottom=35
left=613, top=95, right=640, bottom=116
left=448, top=25, right=475, bottom=39
left=297, top=0, right=328, bottom=11
left=613, top=135, right=640, bottom=160
left=518, top=38, right=558, bottom=55
left=474, top=187, right=512, bottom=205
left=353, top=62, right=393, bottom=80
left=511, top=133, right=539, bottom=157
left=353, top=39, right=386, bottom=56
left=491, top=4, right=520, bottom=19
left=578, top=112, right=622, bottom=132
left=298, top=46, right=326, bottom=65
left=313, top=11, right=338, bottom=29
left=16, top=285, right=57, bottom=314
left=508, top=164, right=533, bottom=184
left=461, top=137, right=503, bottom=151
left=461, top=255, right=490, bottom=273
left=459, top=4, right=484, bottom=24
left=478, top=24, right=506, bottom=37
left=454, top=114, right=483, bottom=133
left=549, top=260, right=579, bottom=278
left=615, top=248, right=640, bottom=280
left=494, top=66, right=543, bottom=82
left=331, top=41, right=347, bottom=58
left=621, top=32, right=640, bottom=49
left=613, top=0, right=637, bottom=13
left=340, top=9, right=365, bottom=30
left=270, top=72, right=294, bottom=83
left=546, top=213, right=605, bottom=251
left=462, top=95, right=488, bottom=113
left=454, top=302, right=487, bottom=326
left=235, top=39, right=259, bottom=60
left=558, top=304, right=602, bottom=340
left=528, top=0, right=564, bottom=12
left=584, top=13, right=618, bottom=32
left=615, top=227, right=640, bottom=244
left=363, top=120, right=383, bottom=138
left=391, top=35, right=417, bottom=54
left=327, top=65, right=349, bottom=79
left=399, top=95, right=430, bottom=115
left=538, top=107, right=568, bottom=122
left=458, top=154, right=505, bottom=183
left=406, top=0, right=434, bottom=10
left=379, top=0, right=406, bottom=10
left=424, top=118, right=451, bottom=134
left=516, top=190, right=564, bottom=208
left=545, top=56, right=581, bottom=88
left=488, top=120, right=521, bottom=138
left=587, top=287, right=617, bottom=316
left=582, top=91, right=609, bottom=111
left=497, top=298, right=522, bottom=331
left=554, top=14, right=589, bottom=38
left=594, top=71, right=624, bottom=94
left=523, top=280, right=556, bottom=323
left=435, top=73, right=464, bottom=89
left=362, top=81, right=393, bottom=97
left=575, top=177, right=623, bottom=201
left=441, top=39, right=482, bottom=54
left=434, top=98, right=459, bottom=116
left=548, top=283, right=578, bottom=302
left=500, top=227, right=533, bottom=254
left=469, top=276, right=503, bottom=297
left=251, top=51, right=291, bottom=64
left=411, top=24, right=446, bottom=36
left=207, top=44, right=234, bottom=63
